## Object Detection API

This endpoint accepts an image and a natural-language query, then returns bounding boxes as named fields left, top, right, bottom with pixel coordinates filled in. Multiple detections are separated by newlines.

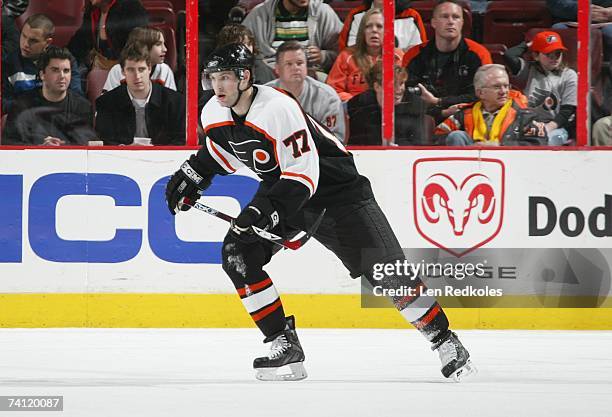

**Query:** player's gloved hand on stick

left=165, top=155, right=213, bottom=215
left=231, top=197, right=280, bottom=243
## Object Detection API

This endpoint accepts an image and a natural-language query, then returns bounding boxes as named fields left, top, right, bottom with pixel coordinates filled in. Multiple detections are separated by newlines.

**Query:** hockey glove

left=165, top=155, right=213, bottom=215
left=230, top=197, right=280, bottom=243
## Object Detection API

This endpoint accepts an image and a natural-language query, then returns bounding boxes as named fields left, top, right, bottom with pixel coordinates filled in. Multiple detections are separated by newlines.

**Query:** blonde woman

left=102, top=27, right=176, bottom=93
left=326, top=8, right=403, bottom=102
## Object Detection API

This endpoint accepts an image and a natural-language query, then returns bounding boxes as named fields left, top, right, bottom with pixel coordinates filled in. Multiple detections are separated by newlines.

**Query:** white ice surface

left=1, top=329, right=611, bottom=417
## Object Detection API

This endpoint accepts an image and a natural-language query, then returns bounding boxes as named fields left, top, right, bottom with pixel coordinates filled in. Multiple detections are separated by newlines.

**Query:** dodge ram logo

left=413, top=157, right=505, bottom=257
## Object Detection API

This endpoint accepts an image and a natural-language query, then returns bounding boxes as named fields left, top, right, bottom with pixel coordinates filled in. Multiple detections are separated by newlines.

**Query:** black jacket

left=95, top=83, right=185, bottom=145
left=347, top=90, right=427, bottom=146
left=403, top=38, right=492, bottom=120
left=68, top=0, right=149, bottom=65
left=2, top=50, right=82, bottom=113
left=2, top=89, right=95, bottom=145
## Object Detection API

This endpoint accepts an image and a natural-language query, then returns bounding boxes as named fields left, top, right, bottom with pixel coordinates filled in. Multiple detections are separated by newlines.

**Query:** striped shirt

left=273, top=3, right=309, bottom=49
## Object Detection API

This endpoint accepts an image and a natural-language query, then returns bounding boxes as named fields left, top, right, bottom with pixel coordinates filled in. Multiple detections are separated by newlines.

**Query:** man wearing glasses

left=434, top=64, right=546, bottom=146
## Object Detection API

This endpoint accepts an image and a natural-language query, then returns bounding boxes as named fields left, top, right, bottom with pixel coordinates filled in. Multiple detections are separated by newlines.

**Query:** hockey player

left=165, top=43, right=475, bottom=382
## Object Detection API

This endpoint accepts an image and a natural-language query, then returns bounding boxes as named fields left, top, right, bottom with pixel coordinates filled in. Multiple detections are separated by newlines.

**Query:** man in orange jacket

left=435, top=64, right=547, bottom=146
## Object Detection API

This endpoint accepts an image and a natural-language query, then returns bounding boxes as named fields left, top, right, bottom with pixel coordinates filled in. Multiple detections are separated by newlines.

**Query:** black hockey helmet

left=202, top=43, right=255, bottom=106
left=203, top=43, right=254, bottom=80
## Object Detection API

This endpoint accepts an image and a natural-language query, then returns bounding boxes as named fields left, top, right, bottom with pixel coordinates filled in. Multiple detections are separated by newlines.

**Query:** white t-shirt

left=102, top=63, right=177, bottom=93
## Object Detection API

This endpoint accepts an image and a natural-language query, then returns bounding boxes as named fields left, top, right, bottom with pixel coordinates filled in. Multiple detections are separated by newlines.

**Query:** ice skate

left=253, top=316, right=307, bottom=381
left=432, top=331, right=476, bottom=382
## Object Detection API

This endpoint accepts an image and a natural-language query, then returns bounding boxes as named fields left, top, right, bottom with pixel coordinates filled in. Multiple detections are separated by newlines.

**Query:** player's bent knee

left=221, top=241, right=247, bottom=279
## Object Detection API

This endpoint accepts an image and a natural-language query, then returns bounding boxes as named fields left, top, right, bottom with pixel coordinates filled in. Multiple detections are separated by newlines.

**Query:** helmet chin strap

left=229, top=82, right=247, bottom=108
left=229, top=69, right=253, bottom=109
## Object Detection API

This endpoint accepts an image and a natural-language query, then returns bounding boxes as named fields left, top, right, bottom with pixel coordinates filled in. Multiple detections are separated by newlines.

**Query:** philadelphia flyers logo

left=228, top=139, right=279, bottom=173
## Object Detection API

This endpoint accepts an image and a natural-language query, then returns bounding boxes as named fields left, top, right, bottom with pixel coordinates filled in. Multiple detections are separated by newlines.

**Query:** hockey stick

left=180, top=199, right=325, bottom=251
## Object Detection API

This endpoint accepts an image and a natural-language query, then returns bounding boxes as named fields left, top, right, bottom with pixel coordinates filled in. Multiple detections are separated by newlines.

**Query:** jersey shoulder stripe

left=206, top=138, right=238, bottom=173
left=201, top=95, right=233, bottom=132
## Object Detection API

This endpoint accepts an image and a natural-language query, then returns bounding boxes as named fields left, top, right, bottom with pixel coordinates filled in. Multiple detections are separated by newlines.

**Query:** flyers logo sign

left=413, top=157, right=505, bottom=257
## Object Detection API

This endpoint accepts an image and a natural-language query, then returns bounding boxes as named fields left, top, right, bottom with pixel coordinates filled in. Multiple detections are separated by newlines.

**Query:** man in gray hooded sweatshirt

left=243, top=0, right=342, bottom=73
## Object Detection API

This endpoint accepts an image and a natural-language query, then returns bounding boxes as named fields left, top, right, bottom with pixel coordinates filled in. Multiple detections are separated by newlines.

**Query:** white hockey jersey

left=198, top=85, right=372, bottom=216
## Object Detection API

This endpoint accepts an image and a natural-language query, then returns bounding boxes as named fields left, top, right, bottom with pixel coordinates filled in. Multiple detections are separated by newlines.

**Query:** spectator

left=95, top=43, right=185, bottom=145
left=504, top=31, right=577, bottom=145
left=2, top=14, right=82, bottom=113
left=347, top=61, right=425, bottom=145
left=242, top=0, right=342, bottom=73
left=2, top=46, right=96, bottom=146
left=403, top=0, right=491, bottom=122
left=338, top=0, right=427, bottom=51
left=327, top=8, right=403, bottom=102
left=216, top=24, right=275, bottom=84
left=266, top=41, right=345, bottom=141
left=435, top=64, right=546, bottom=146
left=68, top=0, right=149, bottom=71
left=103, top=27, right=176, bottom=93
left=546, top=0, right=611, bottom=60
left=1, top=0, right=28, bottom=59
left=592, top=116, right=612, bottom=145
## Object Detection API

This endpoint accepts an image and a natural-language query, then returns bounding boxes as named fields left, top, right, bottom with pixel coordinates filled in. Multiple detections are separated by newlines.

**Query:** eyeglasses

left=482, top=84, right=510, bottom=91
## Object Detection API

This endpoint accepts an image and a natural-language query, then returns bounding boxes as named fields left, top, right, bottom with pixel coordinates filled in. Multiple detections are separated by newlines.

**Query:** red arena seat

left=145, top=5, right=176, bottom=31
left=142, top=0, right=174, bottom=9
left=87, top=68, right=110, bottom=110
left=170, top=0, right=185, bottom=12
left=330, top=0, right=363, bottom=21
left=484, top=43, right=508, bottom=66
left=483, top=1, right=552, bottom=46
left=15, top=0, right=85, bottom=47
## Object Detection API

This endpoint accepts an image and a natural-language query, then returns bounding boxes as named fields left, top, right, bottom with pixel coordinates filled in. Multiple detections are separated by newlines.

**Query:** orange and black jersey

left=197, top=85, right=372, bottom=218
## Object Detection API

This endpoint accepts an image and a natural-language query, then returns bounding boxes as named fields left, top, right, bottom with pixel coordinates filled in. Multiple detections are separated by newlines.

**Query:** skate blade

left=450, top=359, right=477, bottom=382
left=255, top=362, right=308, bottom=381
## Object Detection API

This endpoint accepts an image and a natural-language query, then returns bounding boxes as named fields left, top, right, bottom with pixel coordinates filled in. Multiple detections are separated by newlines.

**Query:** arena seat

left=410, top=0, right=473, bottom=39
left=15, top=0, right=85, bottom=48
left=330, top=0, right=362, bottom=21
left=170, top=0, right=186, bottom=12
left=483, top=1, right=552, bottom=46
left=484, top=43, right=508, bottom=66
left=142, top=0, right=174, bottom=9
left=86, top=68, right=110, bottom=110
left=145, top=4, right=176, bottom=31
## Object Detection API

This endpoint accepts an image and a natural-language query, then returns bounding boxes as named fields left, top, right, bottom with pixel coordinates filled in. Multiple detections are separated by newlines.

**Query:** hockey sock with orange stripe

left=388, top=279, right=450, bottom=342
left=235, top=274, right=287, bottom=337
left=222, top=236, right=287, bottom=337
